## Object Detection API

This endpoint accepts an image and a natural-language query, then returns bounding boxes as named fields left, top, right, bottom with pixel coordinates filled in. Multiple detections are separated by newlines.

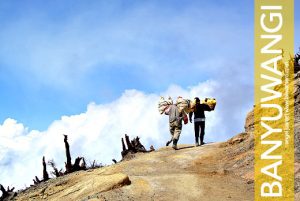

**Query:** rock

left=15, top=172, right=131, bottom=201
left=295, top=123, right=300, bottom=162
left=229, top=137, right=244, bottom=145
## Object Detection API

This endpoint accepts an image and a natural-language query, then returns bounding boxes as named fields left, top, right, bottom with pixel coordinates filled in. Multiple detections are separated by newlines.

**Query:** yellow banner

left=254, top=0, right=294, bottom=200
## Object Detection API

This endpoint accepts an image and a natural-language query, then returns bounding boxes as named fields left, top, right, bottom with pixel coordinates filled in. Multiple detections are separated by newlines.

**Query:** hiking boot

left=195, top=137, right=200, bottom=147
left=172, top=144, right=178, bottom=150
left=172, top=139, right=178, bottom=150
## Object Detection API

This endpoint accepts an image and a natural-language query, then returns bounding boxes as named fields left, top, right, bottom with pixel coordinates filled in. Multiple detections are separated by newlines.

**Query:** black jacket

left=189, top=104, right=211, bottom=120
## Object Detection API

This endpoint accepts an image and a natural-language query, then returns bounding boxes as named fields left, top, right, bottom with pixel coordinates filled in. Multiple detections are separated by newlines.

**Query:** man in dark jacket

left=189, top=97, right=211, bottom=146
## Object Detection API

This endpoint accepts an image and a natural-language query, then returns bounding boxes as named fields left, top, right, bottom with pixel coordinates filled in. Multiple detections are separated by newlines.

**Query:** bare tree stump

left=121, top=138, right=128, bottom=157
left=0, top=184, right=16, bottom=201
left=33, top=176, right=41, bottom=185
left=125, top=134, right=134, bottom=152
left=63, top=135, right=87, bottom=173
left=121, top=138, right=126, bottom=151
left=64, top=134, right=72, bottom=173
left=121, top=134, right=155, bottom=160
left=88, top=160, right=103, bottom=169
left=43, top=156, right=49, bottom=181
left=32, top=156, right=50, bottom=185
left=132, top=136, right=147, bottom=152
left=72, top=157, right=84, bottom=171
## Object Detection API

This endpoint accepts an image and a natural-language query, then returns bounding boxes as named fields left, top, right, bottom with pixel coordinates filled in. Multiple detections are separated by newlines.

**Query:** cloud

left=0, top=80, right=252, bottom=190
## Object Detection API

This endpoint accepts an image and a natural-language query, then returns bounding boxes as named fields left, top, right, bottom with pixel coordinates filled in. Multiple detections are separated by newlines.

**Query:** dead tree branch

left=125, top=134, right=134, bottom=152
left=63, top=135, right=87, bottom=174
left=33, top=176, right=41, bottom=185
left=48, top=159, right=63, bottom=178
left=32, top=156, right=50, bottom=185
left=88, top=160, right=103, bottom=169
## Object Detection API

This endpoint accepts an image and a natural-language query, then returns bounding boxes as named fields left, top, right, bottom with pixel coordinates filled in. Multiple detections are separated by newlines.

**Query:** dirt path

left=15, top=143, right=254, bottom=201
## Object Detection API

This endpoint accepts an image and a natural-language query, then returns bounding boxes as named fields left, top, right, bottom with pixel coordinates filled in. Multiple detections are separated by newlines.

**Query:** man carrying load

left=158, top=96, right=186, bottom=150
left=189, top=97, right=216, bottom=146
left=164, top=104, right=184, bottom=150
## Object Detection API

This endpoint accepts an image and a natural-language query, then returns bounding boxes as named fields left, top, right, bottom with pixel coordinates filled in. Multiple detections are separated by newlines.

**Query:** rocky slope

left=240, top=70, right=300, bottom=199
left=294, top=71, right=300, bottom=199
left=14, top=142, right=254, bottom=201
left=294, top=71, right=300, bottom=162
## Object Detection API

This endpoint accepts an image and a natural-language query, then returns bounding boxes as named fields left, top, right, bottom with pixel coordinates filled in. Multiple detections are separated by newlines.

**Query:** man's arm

left=202, top=104, right=212, bottom=111
left=189, top=112, right=193, bottom=123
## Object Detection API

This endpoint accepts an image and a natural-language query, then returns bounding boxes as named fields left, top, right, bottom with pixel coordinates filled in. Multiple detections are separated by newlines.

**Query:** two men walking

left=162, top=96, right=213, bottom=150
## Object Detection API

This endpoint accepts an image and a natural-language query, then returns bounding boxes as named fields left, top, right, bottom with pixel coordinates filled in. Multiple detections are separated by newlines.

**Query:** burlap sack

left=158, top=96, right=173, bottom=114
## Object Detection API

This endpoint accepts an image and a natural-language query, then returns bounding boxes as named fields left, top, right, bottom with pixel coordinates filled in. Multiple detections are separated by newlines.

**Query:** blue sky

left=0, top=0, right=256, bottom=130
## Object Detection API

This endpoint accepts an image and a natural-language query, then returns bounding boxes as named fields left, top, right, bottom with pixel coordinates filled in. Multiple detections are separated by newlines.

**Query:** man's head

left=194, top=97, right=200, bottom=104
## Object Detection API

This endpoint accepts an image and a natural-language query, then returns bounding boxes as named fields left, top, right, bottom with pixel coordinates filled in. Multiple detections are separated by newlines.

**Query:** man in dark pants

left=189, top=97, right=211, bottom=146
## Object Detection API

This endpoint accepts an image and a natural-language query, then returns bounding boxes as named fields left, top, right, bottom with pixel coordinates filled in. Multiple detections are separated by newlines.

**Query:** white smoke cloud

left=0, top=80, right=252, bottom=190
